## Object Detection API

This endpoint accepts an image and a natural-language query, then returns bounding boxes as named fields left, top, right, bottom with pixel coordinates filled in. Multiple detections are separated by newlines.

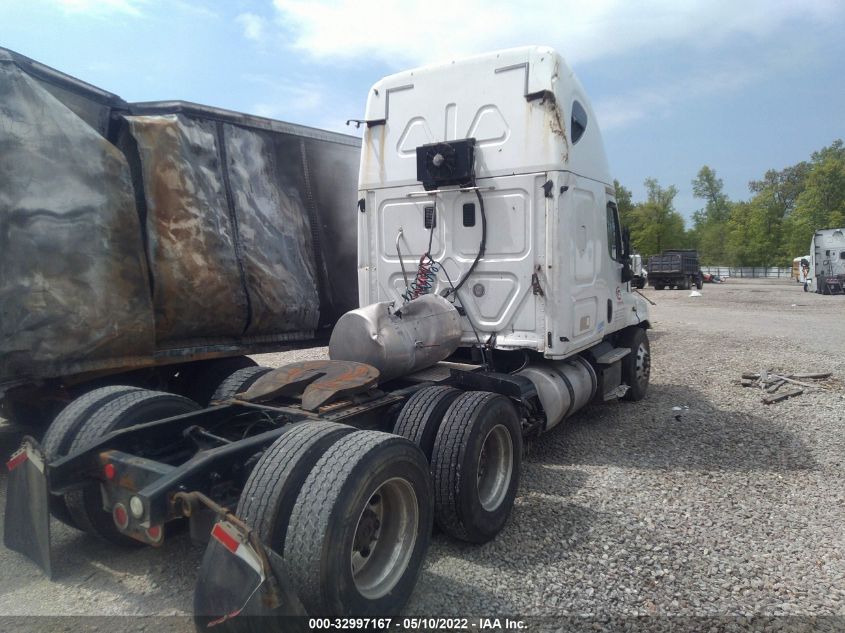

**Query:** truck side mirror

left=620, top=227, right=634, bottom=283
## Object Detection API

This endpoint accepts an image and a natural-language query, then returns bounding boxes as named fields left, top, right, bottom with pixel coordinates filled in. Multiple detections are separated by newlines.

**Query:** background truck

left=793, top=255, right=810, bottom=283
left=631, top=253, right=647, bottom=288
left=5, top=46, right=652, bottom=625
left=0, top=47, right=360, bottom=426
left=805, top=228, right=845, bottom=294
left=647, top=249, right=703, bottom=290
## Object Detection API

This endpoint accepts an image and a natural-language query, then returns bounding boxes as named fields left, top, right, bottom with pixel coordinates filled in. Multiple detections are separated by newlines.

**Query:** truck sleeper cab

left=5, top=47, right=652, bottom=626
left=806, top=228, right=845, bottom=294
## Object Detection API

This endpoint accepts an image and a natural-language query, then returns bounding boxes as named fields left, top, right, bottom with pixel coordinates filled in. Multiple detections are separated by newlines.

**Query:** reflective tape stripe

left=211, top=522, right=239, bottom=553
left=6, top=450, right=27, bottom=472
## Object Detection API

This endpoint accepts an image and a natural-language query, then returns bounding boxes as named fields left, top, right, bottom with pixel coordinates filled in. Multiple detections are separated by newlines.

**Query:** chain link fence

left=700, top=266, right=793, bottom=278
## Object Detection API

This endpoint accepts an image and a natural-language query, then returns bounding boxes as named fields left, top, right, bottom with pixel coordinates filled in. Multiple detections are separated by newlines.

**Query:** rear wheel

left=41, top=386, right=143, bottom=527
left=64, top=390, right=200, bottom=545
left=695, top=276, right=703, bottom=290
left=655, top=283, right=665, bottom=290
left=393, top=386, right=462, bottom=460
left=620, top=327, right=651, bottom=401
left=209, top=365, right=273, bottom=403
left=182, top=357, right=257, bottom=406
left=236, top=421, right=357, bottom=549
left=431, top=391, right=522, bottom=543
left=284, top=431, right=432, bottom=616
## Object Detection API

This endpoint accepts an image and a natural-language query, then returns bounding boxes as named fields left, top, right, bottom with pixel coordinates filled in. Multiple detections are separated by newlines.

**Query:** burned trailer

left=0, top=46, right=360, bottom=424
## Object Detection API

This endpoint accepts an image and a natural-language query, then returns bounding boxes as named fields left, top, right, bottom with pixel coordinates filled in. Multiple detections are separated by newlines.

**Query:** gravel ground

left=0, top=278, right=843, bottom=630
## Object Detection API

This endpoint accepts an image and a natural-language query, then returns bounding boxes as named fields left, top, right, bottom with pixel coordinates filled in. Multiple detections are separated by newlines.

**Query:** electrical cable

left=402, top=223, right=440, bottom=303
left=444, top=188, right=487, bottom=298
left=437, top=260, right=490, bottom=370
left=395, top=229, right=410, bottom=289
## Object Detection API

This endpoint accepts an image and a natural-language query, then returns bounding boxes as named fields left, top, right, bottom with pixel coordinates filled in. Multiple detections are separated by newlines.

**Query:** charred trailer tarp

left=119, top=101, right=361, bottom=338
left=0, top=47, right=361, bottom=423
left=0, top=49, right=156, bottom=389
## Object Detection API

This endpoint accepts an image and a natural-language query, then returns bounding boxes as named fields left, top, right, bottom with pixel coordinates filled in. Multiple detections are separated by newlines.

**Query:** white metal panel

left=358, top=46, right=610, bottom=190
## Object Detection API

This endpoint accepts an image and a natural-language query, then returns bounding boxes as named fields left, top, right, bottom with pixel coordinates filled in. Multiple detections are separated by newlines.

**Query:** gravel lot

left=0, top=278, right=843, bottom=630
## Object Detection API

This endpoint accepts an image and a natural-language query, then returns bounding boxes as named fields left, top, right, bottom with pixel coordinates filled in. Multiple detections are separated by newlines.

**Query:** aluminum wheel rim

left=477, top=424, right=514, bottom=512
left=350, top=477, right=419, bottom=600
left=635, top=341, right=651, bottom=384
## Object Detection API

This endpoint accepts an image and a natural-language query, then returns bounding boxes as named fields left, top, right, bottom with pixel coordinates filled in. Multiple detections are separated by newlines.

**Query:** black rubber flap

left=194, top=532, right=306, bottom=632
left=3, top=439, right=52, bottom=579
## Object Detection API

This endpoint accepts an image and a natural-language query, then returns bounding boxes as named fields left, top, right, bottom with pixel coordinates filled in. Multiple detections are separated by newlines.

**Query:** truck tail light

left=145, top=525, right=163, bottom=545
left=113, top=503, right=129, bottom=530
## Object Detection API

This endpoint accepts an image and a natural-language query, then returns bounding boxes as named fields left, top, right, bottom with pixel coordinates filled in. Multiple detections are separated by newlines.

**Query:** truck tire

left=209, top=366, right=274, bottom=403
left=393, top=386, right=462, bottom=460
left=284, top=431, right=432, bottom=616
left=236, top=421, right=357, bottom=550
left=64, top=390, right=201, bottom=545
left=620, top=327, right=650, bottom=402
left=183, top=357, right=257, bottom=406
left=655, top=283, right=665, bottom=290
left=695, top=276, right=703, bottom=290
left=430, top=391, right=522, bottom=543
left=41, top=386, right=143, bottom=527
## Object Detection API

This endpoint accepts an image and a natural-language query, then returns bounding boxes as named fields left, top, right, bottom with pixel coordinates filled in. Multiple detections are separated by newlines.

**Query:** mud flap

left=3, top=438, right=52, bottom=578
left=194, top=520, right=306, bottom=632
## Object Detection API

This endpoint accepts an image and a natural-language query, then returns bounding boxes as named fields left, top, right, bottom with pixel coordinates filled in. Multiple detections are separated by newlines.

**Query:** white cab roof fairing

left=358, top=46, right=611, bottom=190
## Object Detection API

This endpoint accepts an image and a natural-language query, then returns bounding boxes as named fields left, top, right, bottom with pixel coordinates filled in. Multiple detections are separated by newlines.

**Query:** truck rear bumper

left=3, top=439, right=307, bottom=625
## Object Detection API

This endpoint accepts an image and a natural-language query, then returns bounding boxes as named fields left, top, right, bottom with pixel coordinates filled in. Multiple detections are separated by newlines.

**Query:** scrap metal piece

left=237, top=360, right=379, bottom=411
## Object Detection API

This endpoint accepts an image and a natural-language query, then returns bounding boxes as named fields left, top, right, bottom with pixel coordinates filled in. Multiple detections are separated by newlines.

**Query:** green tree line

left=615, top=139, right=845, bottom=266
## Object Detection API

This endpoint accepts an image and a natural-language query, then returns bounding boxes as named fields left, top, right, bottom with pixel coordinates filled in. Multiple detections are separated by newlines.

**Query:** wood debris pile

left=740, top=370, right=833, bottom=404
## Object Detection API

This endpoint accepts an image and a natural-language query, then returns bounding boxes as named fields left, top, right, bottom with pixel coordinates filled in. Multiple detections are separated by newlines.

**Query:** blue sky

left=2, top=0, right=844, bottom=220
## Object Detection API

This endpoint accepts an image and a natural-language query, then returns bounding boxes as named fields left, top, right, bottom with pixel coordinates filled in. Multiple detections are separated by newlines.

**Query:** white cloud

left=243, top=73, right=324, bottom=119
left=595, top=32, right=827, bottom=132
left=271, top=0, right=841, bottom=67
left=596, top=64, right=758, bottom=130
left=236, top=12, right=267, bottom=41
left=53, top=0, right=147, bottom=16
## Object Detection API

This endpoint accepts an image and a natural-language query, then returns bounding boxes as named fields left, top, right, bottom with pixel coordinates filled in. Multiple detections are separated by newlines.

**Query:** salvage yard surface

left=0, top=278, right=843, bottom=629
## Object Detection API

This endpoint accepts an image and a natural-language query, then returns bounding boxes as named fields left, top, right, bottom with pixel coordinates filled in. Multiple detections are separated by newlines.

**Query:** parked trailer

left=647, top=249, right=703, bottom=290
left=0, top=46, right=360, bottom=425
left=5, top=47, right=652, bottom=626
left=805, top=228, right=845, bottom=294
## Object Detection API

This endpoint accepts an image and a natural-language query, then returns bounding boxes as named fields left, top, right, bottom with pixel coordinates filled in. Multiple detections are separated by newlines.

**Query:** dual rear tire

left=394, top=386, right=523, bottom=544
left=205, top=423, right=434, bottom=619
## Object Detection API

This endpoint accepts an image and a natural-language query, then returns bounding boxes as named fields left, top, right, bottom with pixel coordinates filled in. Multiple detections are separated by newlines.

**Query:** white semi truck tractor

left=5, top=47, right=651, bottom=626
left=804, top=228, right=845, bottom=294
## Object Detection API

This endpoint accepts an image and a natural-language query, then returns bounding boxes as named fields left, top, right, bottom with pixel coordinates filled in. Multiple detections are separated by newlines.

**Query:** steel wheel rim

left=477, top=424, right=514, bottom=512
left=350, top=477, right=419, bottom=599
left=635, top=341, right=651, bottom=384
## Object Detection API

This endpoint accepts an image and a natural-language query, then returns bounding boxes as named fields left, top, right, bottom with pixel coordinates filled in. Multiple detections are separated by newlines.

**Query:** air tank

left=329, top=294, right=462, bottom=382
left=517, top=357, right=597, bottom=430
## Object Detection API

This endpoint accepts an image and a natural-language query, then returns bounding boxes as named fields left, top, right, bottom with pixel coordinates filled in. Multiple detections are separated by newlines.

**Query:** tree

left=783, top=140, right=845, bottom=257
left=627, top=178, right=687, bottom=257
left=690, top=166, right=731, bottom=264
left=613, top=179, right=635, bottom=227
